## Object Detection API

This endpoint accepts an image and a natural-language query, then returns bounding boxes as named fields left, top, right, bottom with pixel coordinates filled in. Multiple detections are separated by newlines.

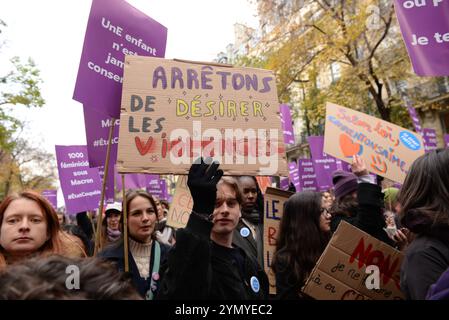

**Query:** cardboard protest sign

left=42, top=190, right=57, bottom=209
left=166, top=176, right=193, bottom=229
left=422, top=128, right=438, bottom=152
left=308, top=136, right=339, bottom=191
left=116, top=56, right=288, bottom=176
left=394, top=0, right=449, bottom=76
left=263, top=187, right=293, bottom=295
left=303, top=221, right=404, bottom=300
left=74, top=0, right=167, bottom=118
left=444, top=134, right=449, bottom=147
left=324, top=102, right=425, bottom=183
left=279, top=104, right=295, bottom=145
left=297, top=158, right=318, bottom=192
left=407, top=105, right=423, bottom=134
left=55, top=145, right=102, bottom=214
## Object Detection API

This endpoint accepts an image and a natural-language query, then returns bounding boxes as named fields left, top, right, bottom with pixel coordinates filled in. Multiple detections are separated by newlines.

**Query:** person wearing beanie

left=101, top=202, right=122, bottom=248
left=330, top=155, right=395, bottom=247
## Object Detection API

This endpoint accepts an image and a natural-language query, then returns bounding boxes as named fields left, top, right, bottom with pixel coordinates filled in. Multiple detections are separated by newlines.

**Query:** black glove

left=187, top=157, right=224, bottom=216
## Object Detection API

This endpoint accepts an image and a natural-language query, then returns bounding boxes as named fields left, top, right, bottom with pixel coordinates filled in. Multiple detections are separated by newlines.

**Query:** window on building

left=330, top=62, right=341, bottom=83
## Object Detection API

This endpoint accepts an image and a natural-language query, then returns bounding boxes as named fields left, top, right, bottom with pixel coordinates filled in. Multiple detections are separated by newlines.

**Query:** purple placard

left=308, top=136, right=338, bottom=191
left=73, top=0, right=167, bottom=118
left=146, top=177, right=168, bottom=200
left=444, top=134, right=449, bottom=147
left=55, top=145, right=102, bottom=214
left=298, top=158, right=318, bottom=192
left=97, top=165, right=115, bottom=203
left=288, top=162, right=300, bottom=191
left=42, top=190, right=58, bottom=209
left=83, top=106, right=120, bottom=168
left=394, top=0, right=449, bottom=76
left=279, top=104, right=295, bottom=145
left=115, top=170, right=147, bottom=191
left=422, top=128, right=438, bottom=152
left=279, top=177, right=290, bottom=191
left=407, top=105, right=423, bottom=134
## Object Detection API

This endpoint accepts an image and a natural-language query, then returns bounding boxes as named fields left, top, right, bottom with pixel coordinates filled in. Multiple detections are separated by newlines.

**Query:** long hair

left=330, top=193, right=358, bottom=218
left=272, top=192, right=331, bottom=288
left=398, top=149, right=449, bottom=242
left=120, top=189, right=159, bottom=242
left=0, top=191, right=64, bottom=267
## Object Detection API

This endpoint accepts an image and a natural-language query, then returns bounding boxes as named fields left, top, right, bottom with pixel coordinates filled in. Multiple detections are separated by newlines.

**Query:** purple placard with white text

left=308, top=136, right=338, bottom=191
left=279, top=177, right=290, bottom=191
left=407, top=105, right=423, bottom=134
left=288, top=162, right=300, bottom=191
left=55, top=145, right=102, bottom=214
left=42, top=190, right=58, bottom=209
left=73, top=0, right=167, bottom=118
left=394, top=0, right=449, bottom=76
left=279, top=104, right=295, bottom=145
left=298, top=158, right=318, bottom=192
left=422, top=127, right=438, bottom=152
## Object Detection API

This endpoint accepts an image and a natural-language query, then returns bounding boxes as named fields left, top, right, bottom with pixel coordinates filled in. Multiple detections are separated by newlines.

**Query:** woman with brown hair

left=98, top=190, right=171, bottom=299
left=399, top=148, right=449, bottom=300
left=272, top=191, right=332, bottom=299
left=0, top=190, right=84, bottom=268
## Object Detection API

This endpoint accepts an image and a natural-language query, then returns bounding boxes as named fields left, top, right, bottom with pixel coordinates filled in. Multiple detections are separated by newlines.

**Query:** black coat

left=157, top=212, right=269, bottom=300
left=401, top=235, right=449, bottom=300
left=98, top=238, right=170, bottom=298
left=331, top=182, right=395, bottom=247
left=233, top=220, right=264, bottom=268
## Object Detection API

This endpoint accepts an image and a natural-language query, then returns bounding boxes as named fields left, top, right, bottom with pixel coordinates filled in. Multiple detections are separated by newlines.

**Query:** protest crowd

left=2, top=0, right=449, bottom=303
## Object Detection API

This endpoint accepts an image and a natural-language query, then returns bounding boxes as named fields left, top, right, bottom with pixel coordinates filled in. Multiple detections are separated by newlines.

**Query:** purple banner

left=394, top=0, right=449, bottom=76
left=279, top=177, right=290, bottom=191
left=308, top=136, right=338, bottom=191
left=97, top=165, right=115, bottom=203
left=298, top=159, right=318, bottom=192
left=83, top=106, right=120, bottom=168
left=444, top=134, right=449, bottom=147
left=42, top=190, right=58, bottom=209
left=146, top=177, right=168, bottom=200
left=73, top=0, right=167, bottom=118
left=407, top=105, right=423, bottom=134
left=55, top=145, right=102, bottom=214
left=288, top=162, right=300, bottom=192
left=279, top=104, right=295, bottom=145
left=422, top=128, right=438, bottom=152
left=115, top=167, right=147, bottom=191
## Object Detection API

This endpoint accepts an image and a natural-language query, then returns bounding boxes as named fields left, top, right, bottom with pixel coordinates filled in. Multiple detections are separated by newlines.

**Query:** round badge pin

left=240, top=227, right=250, bottom=238
left=250, top=276, right=260, bottom=293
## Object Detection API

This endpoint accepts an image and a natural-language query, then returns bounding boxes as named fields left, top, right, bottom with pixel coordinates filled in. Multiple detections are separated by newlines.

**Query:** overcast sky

left=0, top=0, right=259, bottom=153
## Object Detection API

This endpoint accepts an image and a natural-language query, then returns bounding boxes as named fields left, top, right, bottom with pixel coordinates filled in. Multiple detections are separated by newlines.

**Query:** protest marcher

left=321, top=190, right=334, bottom=210
left=398, top=148, right=449, bottom=300
left=233, top=176, right=264, bottom=267
left=272, top=191, right=332, bottom=299
left=56, top=211, right=66, bottom=226
left=101, top=202, right=122, bottom=248
left=330, top=155, right=395, bottom=247
left=0, top=255, right=141, bottom=299
left=154, top=196, right=175, bottom=245
left=158, top=158, right=268, bottom=300
left=98, top=190, right=170, bottom=299
left=0, top=191, right=81, bottom=268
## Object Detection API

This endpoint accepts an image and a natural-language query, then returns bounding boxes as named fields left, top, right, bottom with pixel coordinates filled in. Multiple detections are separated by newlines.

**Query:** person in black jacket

left=330, top=155, right=395, bottom=247
left=398, top=148, right=449, bottom=300
left=98, top=190, right=170, bottom=299
left=158, top=158, right=269, bottom=300
left=232, top=176, right=264, bottom=268
left=272, top=191, right=331, bottom=300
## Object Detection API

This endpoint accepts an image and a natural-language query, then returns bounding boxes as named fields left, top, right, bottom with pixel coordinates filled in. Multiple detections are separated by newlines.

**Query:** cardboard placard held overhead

left=263, top=187, right=293, bottom=295
left=303, top=221, right=404, bottom=300
left=324, top=102, right=425, bottom=183
left=117, top=56, right=288, bottom=176
left=166, top=176, right=193, bottom=229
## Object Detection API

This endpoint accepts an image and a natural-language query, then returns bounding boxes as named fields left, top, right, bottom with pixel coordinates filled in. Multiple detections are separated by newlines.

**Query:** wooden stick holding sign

left=94, top=117, right=116, bottom=255
left=122, top=174, right=129, bottom=272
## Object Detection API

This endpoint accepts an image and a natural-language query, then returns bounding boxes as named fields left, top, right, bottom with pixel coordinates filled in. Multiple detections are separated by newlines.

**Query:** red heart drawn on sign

left=135, top=137, right=155, bottom=155
left=339, top=134, right=363, bottom=157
